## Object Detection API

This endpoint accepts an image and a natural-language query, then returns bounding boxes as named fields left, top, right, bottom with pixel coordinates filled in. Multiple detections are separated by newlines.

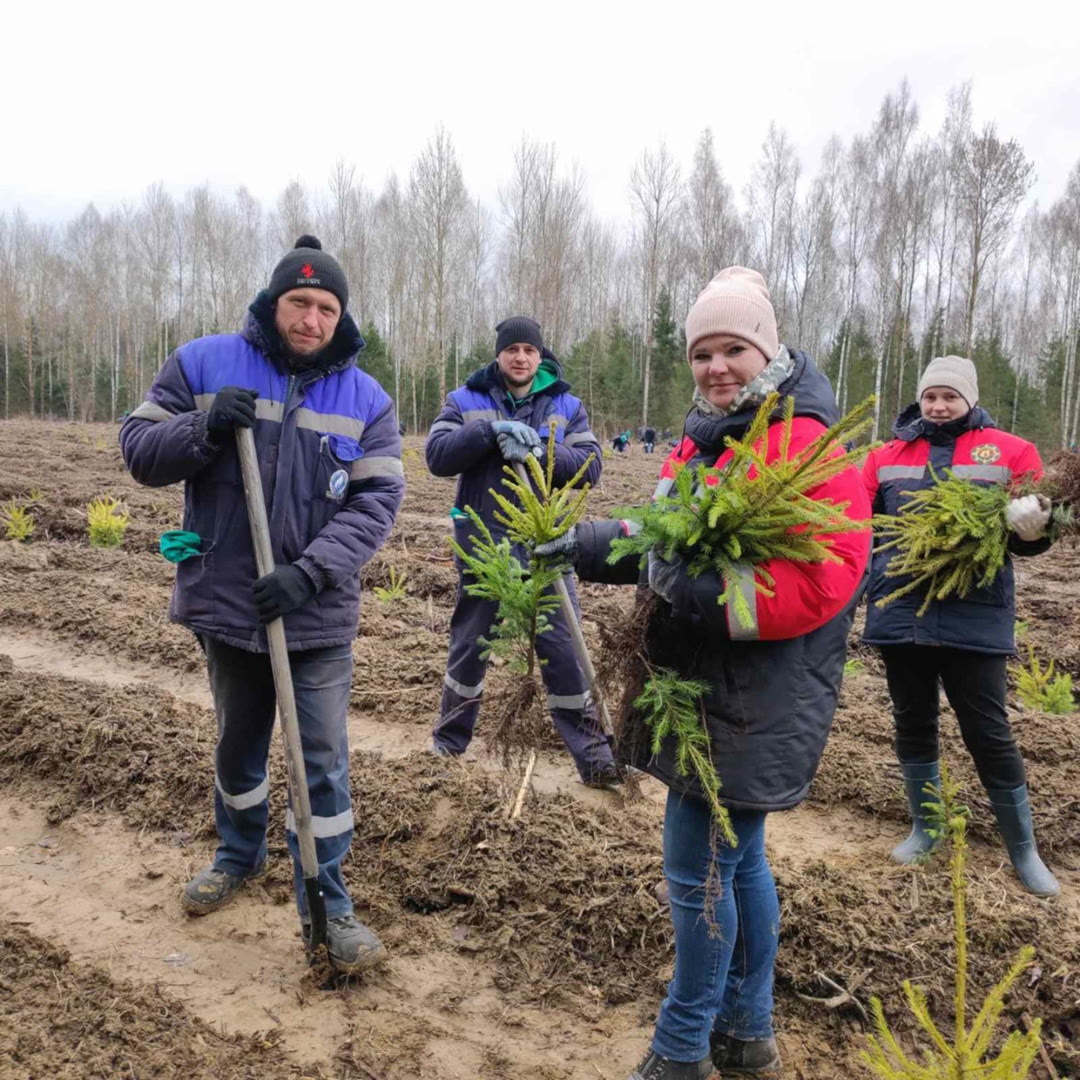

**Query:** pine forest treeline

left=2, top=80, right=1079, bottom=450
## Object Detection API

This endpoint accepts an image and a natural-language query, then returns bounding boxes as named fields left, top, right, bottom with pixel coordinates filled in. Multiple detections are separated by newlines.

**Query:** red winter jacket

left=572, top=350, right=870, bottom=811
left=652, top=419, right=871, bottom=640
left=862, top=404, right=1047, bottom=654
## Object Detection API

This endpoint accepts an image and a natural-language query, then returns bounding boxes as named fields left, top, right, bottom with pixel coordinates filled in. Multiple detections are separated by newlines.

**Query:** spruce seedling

left=450, top=509, right=562, bottom=676
left=634, top=668, right=736, bottom=846
left=491, top=429, right=595, bottom=547
left=373, top=566, right=409, bottom=604
left=608, top=394, right=875, bottom=629
left=86, top=496, right=129, bottom=549
left=873, top=472, right=1011, bottom=615
left=1011, top=646, right=1075, bottom=714
left=862, top=764, right=1043, bottom=1079
left=1, top=498, right=35, bottom=542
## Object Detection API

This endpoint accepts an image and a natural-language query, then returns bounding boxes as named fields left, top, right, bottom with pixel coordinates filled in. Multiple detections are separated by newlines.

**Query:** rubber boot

left=987, top=785, right=1061, bottom=897
left=890, top=761, right=941, bottom=865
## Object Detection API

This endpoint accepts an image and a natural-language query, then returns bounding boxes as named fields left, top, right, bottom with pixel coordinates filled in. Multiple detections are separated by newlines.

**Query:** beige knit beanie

left=917, top=355, right=979, bottom=408
left=685, top=266, right=780, bottom=363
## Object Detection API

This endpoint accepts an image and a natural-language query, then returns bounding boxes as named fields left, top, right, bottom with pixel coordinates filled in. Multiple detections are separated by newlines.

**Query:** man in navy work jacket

left=425, top=316, right=617, bottom=786
left=120, top=235, right=404, bottom=974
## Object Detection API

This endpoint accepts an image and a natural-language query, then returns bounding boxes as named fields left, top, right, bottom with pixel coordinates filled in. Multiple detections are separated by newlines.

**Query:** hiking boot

left=710, top=1033, right=782, bottom=1076
left=305, top=914, right=387, bottom=974
left=627, top=1050, right=713, bottom=1080
left=181, top=861, right=265, bottom=915
left=584, top=763, right=622, bottom=790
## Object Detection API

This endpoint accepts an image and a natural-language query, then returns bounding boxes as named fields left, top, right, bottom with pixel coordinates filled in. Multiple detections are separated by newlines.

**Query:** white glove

left=1006, top=494, right=1051, bottom=542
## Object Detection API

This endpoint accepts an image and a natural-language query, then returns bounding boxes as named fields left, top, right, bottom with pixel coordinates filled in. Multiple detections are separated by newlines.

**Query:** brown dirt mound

left=0, top=920, right=323, bottom=1079
left=811, top=672, right=1080, bottom=867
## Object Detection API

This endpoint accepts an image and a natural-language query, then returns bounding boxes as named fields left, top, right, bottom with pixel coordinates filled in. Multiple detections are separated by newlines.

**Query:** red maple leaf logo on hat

left=300, top=263, right=315, bottom=279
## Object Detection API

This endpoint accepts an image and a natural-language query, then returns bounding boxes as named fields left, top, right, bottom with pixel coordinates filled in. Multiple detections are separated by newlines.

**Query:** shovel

left=236, top=426, right=328, bottom=951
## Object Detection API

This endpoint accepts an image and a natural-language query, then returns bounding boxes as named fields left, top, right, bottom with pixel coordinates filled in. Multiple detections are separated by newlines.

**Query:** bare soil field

left=1, top=418, right=1078, bottom=1078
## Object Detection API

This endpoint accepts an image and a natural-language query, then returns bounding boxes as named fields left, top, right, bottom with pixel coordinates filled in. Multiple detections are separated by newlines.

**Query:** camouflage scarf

left=691, top=345, right=794, bottom=418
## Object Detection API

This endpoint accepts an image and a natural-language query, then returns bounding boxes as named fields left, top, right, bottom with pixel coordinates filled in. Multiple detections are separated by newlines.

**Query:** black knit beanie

left=267, top=235, right=349, bottom=313
left=495, top=316, right=543, bottom=356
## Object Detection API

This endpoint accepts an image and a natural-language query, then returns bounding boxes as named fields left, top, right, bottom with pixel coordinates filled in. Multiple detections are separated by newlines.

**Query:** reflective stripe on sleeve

left=428, top=420, right=460, bottom=434
left=215, top=774, right=270, bottom=811
left=128, top=401, right=175, bottom=423
left=564, top=430, right=598, bottom=447
left=285, top=807, right=354, bottom=839
left=349, top=456, right=405, bottom=480
left=191, top=394, right=284, bottom=423
left=461, top=408, right=502, bottom=424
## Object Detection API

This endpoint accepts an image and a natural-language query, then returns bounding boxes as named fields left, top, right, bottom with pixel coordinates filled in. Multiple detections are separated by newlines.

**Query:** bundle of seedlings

left=863, top=764, right=1045, bottom=1079
left=599, top=393, right=875, bottom=830
left=872, top=471, right=1013, bottom=615
left=450, top=431, right=595, bottom=794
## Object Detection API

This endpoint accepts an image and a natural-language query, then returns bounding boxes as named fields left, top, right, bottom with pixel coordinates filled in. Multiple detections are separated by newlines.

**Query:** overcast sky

left=4, top=0, right=1079, bottom=228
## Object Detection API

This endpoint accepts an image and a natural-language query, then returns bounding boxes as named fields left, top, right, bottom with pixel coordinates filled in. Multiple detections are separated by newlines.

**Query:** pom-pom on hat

left=685, top=266, right=780, bottom=363
left=267, top=235, right=348, bottom=313
left=917, top=355, right=979, bottom=408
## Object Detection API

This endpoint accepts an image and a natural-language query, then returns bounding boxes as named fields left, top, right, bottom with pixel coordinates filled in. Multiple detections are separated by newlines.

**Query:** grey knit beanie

left=918, top=356, right=979, bottom=408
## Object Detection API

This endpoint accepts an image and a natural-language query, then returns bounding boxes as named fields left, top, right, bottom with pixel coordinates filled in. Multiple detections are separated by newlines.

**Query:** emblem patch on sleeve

left=971, top=443, right=1002, bottom=465
left=327, top=468, right=349, bottom=499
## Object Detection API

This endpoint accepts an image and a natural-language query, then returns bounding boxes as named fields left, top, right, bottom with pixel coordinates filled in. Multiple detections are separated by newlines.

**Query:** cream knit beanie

left=917, top=356, right=979, bottom=408
left=685, top=266, right=780, bottom=363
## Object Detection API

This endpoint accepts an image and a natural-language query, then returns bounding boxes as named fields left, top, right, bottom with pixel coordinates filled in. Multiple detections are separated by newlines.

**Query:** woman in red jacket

left=540, top=268, right=870, bottom=1080
left=863, top=356, right=1059, bottom=897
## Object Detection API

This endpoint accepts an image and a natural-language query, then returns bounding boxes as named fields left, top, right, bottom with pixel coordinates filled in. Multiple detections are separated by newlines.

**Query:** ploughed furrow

left=0, top=920, right=323, bottom=1080
left=2, top=656, right=1079, bottom=1075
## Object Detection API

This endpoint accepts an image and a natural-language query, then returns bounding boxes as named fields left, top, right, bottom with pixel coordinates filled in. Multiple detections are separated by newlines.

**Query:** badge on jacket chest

left=327, top=469, right=349, bottom=500
left=971, top=443, right=1002, bottom=465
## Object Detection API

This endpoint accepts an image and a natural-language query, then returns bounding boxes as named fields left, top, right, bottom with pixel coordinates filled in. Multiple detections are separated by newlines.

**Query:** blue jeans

left=652, top=791, right=779, bottom=1062
left=202, top=636, right=355, bottom=920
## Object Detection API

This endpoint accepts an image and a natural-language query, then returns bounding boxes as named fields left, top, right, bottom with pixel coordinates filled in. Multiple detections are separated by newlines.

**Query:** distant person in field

left=863, top=356, right=1059, bottom=897
left=643, top=426, right=656, bottom=454
left=612, top=430, right=631, bottom=453
left=536, top=267, right=871, bottom=1080
left=119, top=235, right=404, bottom=973
left=425, top=316, right=617, bottom=786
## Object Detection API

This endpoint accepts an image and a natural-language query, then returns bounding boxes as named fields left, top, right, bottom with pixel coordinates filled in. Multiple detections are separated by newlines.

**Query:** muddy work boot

left=710, top=1033, right=782, bottom=1077
left=584, top=763, right=623, bottom=790
left=305, top=914, right=387, bottom=974
left=627, top=1050, right=713, bottom=1079
left=181, top=861, right=265, bottom=915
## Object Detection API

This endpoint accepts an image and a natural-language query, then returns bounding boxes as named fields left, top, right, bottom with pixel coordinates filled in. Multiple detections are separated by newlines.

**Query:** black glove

left=207, top=386, right=258, bottom=441
left=252, top=564, right=317, bottom=624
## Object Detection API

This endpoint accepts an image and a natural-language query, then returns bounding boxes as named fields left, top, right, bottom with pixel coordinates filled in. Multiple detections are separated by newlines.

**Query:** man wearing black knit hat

left=425, top=316, right=617, bottom=786
left=121, top=236, right=404, bottom=973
